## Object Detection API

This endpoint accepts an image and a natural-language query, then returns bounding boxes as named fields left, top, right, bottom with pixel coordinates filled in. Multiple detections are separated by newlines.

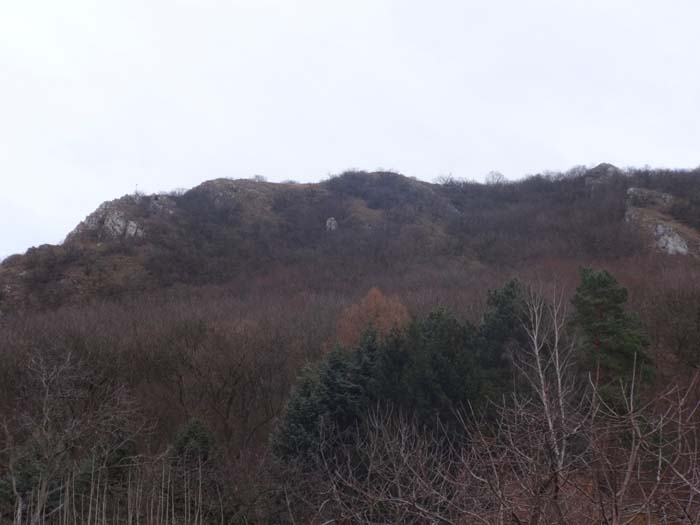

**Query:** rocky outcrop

left=626, top=187, right=673, bottom=209
left=625, top=187, right=695, bottom=256
left=585, top=163, right=621, bottom=196
left=653, top=223, right=688, bottom=255
left=326, top=217, right=338, bottom=232
left=65, top=193, right=178, bottom=244
left=66, top=196, right=146, bottom=242
left=587, top=163, right=621, bottom=178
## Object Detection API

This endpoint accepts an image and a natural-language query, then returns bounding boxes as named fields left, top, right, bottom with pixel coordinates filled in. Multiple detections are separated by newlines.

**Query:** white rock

left=66, top=201, right=145, bottom=241
left=654, top=223, right=688, bottom=255
left=627, top=187, right=673, bottom=207
left=125, top=220, right=144, bottom=238
left=103, top=211, right=128, bottom=237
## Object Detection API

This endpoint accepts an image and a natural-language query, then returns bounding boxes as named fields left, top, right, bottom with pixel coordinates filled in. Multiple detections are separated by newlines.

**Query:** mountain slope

left=2, top=166, right=700, bottom=314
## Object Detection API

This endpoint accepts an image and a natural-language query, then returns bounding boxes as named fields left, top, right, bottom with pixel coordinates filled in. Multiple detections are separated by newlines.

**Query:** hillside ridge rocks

left=625, top=186, right=692, bottom=256
left=66, top=193, right=178, bottom=243
left=4, top=167, right=700, bottom=315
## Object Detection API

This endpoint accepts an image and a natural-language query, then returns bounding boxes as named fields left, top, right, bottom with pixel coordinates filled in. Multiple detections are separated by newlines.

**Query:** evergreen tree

left=319, top=344, right=373, bottom=430
left=397, top=309, right=479, bottom=423
left=271, top=337, right=377, bottom=463
left=571, top=267, right=653, bottom=397
left=270, top=364, right=325, bottom=462
left=273, top=283, right=528, bottom=463
left=173, top=419, right=214, bottom=461
left=477, top=279, right=525, bottom=400
left=480, top=279, right=526, bottom=354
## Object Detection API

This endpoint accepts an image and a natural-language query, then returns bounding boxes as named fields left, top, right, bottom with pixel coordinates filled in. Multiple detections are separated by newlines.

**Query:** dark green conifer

left=571, top=267, right=653, bottom=399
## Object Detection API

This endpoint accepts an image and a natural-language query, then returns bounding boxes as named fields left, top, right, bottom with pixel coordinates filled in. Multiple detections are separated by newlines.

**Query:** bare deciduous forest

left=3, top=167, right=700, bottom=523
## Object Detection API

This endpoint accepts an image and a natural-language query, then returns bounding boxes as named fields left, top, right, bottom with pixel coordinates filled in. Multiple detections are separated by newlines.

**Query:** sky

left=1, top=0, right=700, bottom=257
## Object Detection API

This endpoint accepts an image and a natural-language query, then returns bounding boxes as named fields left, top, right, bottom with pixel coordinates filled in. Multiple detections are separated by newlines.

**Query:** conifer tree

left=477, top=279, right=525, bottom=400
left=273, top=282, right=529, bottom=463
left=270, top=364, right=325, bottom=462
left=271, top=335, right=379, bottom=463
left=398, top=309, right=479, bottom=423
left=571, top=267, right=653, bottom=397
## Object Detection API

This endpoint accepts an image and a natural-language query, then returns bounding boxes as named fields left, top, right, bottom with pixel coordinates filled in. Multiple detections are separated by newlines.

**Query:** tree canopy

left=272, top=282, right=526, bottom=462
left=571, top=267, right=653, bottom=399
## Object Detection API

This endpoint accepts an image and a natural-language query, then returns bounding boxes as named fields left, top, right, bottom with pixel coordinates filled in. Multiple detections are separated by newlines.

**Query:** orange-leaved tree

left=334, top=287, right=410, bottom=348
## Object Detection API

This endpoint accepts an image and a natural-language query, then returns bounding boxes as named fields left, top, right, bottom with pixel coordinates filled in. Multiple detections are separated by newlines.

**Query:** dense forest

left=2, top=165, right=700, bottom=523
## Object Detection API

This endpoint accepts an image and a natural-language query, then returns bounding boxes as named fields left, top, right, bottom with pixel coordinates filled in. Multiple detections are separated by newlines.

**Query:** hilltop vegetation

left=2, top=165, right=700, bottom=522
left=5, top=164, right=700, bottom=315
left=0, top=165, right=667, bottom=312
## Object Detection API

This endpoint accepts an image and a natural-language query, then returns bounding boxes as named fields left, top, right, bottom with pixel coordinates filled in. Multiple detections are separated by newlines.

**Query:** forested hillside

left=2, top=164, right=700, bottom=523
left=0, top=164, right=659, bottom=312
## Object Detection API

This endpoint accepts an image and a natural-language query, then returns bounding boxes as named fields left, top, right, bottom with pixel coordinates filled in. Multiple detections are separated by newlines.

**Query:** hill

left=4, top=164, right=700, bottom=522
left=4, top=164, right=699, bottom=314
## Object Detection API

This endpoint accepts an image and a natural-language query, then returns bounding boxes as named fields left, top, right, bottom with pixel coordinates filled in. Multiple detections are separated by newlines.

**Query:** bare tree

left=464, top=283, right=595, bottom=524
left=465, top=283, right=700, bottom=524
left=307, top=409, right=491, bottom=524
left=1, top=349, right=143, bottom=524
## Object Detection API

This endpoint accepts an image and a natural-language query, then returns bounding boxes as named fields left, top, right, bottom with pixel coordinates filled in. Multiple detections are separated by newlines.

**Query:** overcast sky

left=1, top=0, right=699, bottom=257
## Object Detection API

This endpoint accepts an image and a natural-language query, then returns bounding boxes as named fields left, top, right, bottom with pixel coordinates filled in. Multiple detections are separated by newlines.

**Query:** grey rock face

left=627, top=187, right=673, bottom=208
left=125, top=220, right=144, bottom=238
left=624, top=187, right=690, bottom=255
left=103, top=209, right=128, bottom=237
left=149, top=194, right=176, bottom=214
left=584, top=163, right=619, bottom=189
left=654, top=223, right=688, bottom=255
left=66, top=196, right=145, bottom=242
left=593, top=163, right=621, bottom=175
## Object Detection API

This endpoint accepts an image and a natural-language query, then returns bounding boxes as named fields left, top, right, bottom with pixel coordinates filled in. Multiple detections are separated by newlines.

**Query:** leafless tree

left=305, top=410, right=492, bottom=524
left=0, top=349, right=143, bottom=524
left=306, top=283, right=700, bottom=524
left=465, top=283, right=700, bottom=524
left=463, top=283, right=595, bottom=524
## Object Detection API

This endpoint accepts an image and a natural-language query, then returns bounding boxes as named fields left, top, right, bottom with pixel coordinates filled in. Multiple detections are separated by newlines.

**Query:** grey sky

left=1, top=0, right=699, bottom=257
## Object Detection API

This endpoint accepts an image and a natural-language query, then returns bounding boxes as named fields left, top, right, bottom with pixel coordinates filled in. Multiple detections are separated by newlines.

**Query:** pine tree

left=271, top=337, right=378, bottom=463
left=273, top=287, right=526, bottom=463
left=571, top=267, right=653, bottom=397
left=173, top=419, right=214, bottom=461
left=477, top=279, right=525, bottom=401
left=270, top=364, right=325, bottom=462
left=398, top=309, right=479, bottom=423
